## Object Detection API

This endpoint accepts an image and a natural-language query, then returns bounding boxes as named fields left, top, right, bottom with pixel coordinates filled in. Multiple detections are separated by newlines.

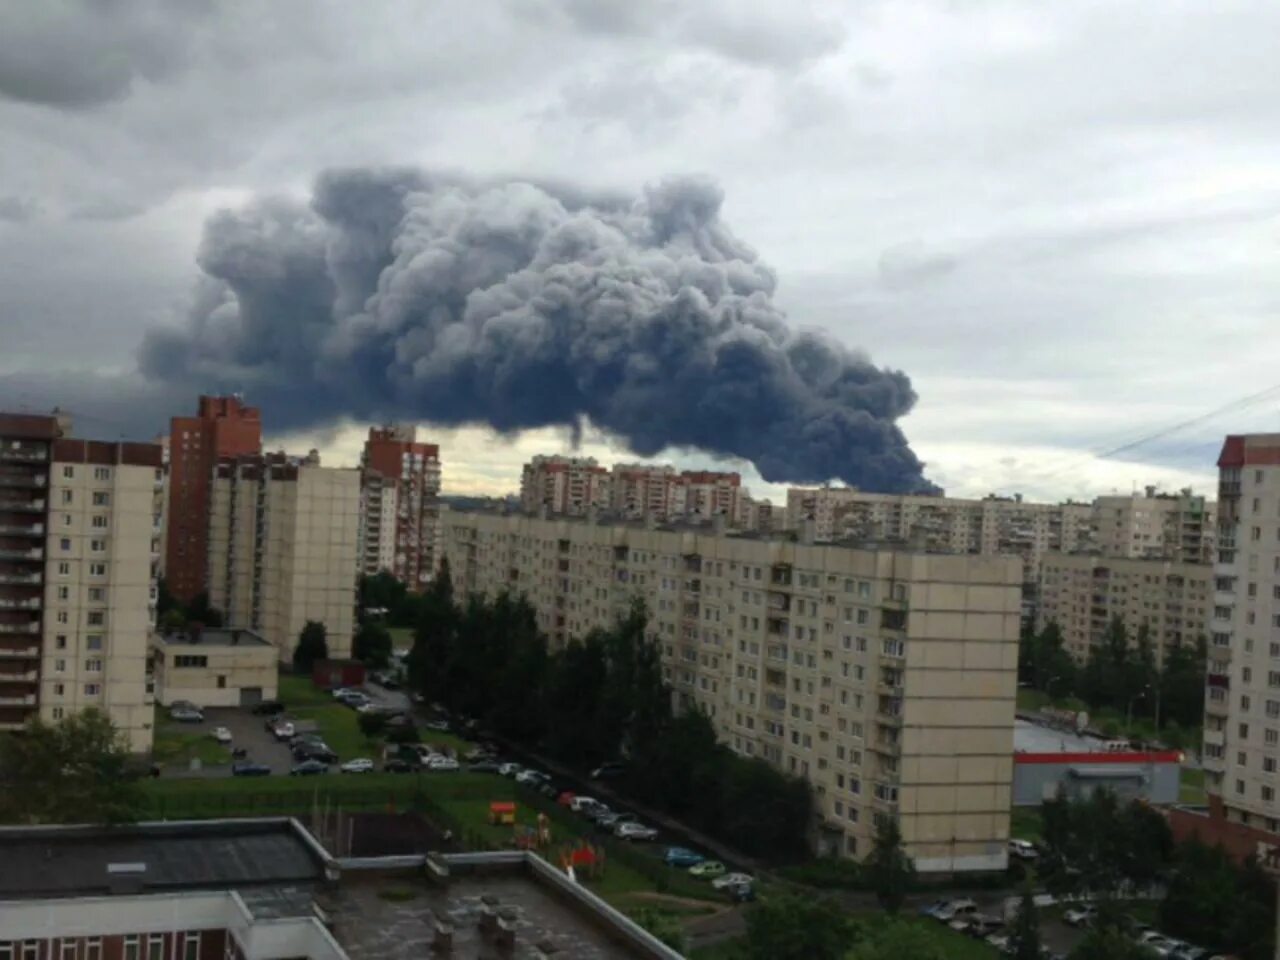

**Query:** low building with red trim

left=1012, top=717, right=1182, bottom=806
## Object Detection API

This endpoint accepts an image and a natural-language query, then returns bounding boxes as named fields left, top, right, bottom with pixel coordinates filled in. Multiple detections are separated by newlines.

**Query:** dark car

left=590, top=761, right=627, bottom=781
left=726, top=882, right=755, bottom=903
left=468, top=760, right=502, bottom=774
left=250, top=700, right=285, bottom=716
left=231, top=762, right=271, bottom=777
left=290, top=759, right=328, bottom=776
left=292, top=744, right=337, bottom=764
left=383, top=759, right=414, bottom=774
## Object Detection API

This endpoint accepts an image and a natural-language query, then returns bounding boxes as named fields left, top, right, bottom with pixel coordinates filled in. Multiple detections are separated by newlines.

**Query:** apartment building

left=1037, top=554, right=1211, bottom=665
left=1201, top=434, right=1280, bottom=838
left=166, top=396, right=261, bottom=603
left=208, top=452, right=359, bottom=661
left=735, top=493, right=777, bottom=534
left=519, top=455, right=611, bottom=516
left=441, top=509, right=1022, bottom=872
left=357, top=425, right=441, bottom=587
left=1093, top=487, right=1216, bottom=564
left=0, top=414, right=161, bottom=751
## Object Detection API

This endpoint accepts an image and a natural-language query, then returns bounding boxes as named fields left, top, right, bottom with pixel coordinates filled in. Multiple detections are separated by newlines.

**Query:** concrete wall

left=1012, top=760, right=1180, bottom=807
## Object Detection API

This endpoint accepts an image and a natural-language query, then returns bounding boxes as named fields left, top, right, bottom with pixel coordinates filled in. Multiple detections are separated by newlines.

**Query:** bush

left=777, top=858, right=865, bottom=889
left=386, top=725, right=420, bottom=744
left=358, top=713, right=389, bottom=738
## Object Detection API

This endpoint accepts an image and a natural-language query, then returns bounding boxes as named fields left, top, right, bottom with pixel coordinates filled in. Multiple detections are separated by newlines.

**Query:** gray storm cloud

left=139, top=167, right=935, bottom=492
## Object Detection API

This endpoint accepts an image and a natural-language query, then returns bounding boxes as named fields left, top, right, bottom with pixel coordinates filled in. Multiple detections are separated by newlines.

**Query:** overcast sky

left=1, top=0, right=1277, bottom=502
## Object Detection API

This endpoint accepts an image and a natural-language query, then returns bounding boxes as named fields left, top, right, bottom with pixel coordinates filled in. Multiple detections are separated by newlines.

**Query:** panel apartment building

left=441, top=509, right=1022, bottom=872
left=207, top=452, right=359, bottom=661
left=0, top=413, right=161, bottom=751
left=1037, top=554, right=1211, bottom=666
left=1201, top=434, right=1280, bottom=839
left=519, top=455, right=612, bottom=516
left=165, top=395, right=262, bottom=603
left=357, top=425, right=441, bottom=587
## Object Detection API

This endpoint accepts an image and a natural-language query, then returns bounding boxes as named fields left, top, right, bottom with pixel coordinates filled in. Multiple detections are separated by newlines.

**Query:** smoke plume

left=138, top=168, right=935, bottom=492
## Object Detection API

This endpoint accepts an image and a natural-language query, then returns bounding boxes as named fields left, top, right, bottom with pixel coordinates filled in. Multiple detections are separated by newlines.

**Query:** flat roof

left=154, top=628, right=271, bottom=647
left=0, top=820, right=324, bottom=899
left=1014, top=718, right=1099, bottom=754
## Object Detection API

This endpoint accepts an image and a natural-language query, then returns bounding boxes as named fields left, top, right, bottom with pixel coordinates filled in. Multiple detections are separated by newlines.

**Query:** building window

left=61, top=940, right=77, bottom=960
left=0, top=944, right=11, bottom=960
left=91, top=516, right=108, bottom=529
left=85, top=659, right=102, bottom=672
left=1265, top=786, right=1275, bottom=803
left=56, top=611, right=68, bottom=624
left=85, top=940, right=101, bottom=960
left=174, top=655, right=208, bottom=668
left=60, top=538, right=70, bottom=551
left=90, top=539, right=105, bottom=553
left=53, top=683, right=63, bottom=696
left=54, top=658, right=65, bottom=672
left=88, top=587, right=105, bottom=602
left=146, top=936, right=163, bottom=960
left=92, top=492, right=109, bottom=506
left=83, top=683, right=100, bottom=696
left=62, top=466, right=74, bottom=479
left=123, top=938, right=139, bottom=960
left=93, top=467, right=111, bottom=481
left=182, top=935, right=200, bottom=960
left=61, top=490, right=73, bottom=504
left=57, top=586, right=68, bottom=600
left=86, top=611, right=104, bottom=626
left=89, top=563, right=106, bottom=577
left=86, top=635, right=102, bottom=651
left=51, top=707, right=64, bottom=719
left=217, top=675, right=227, bottom=689
left=1237, top=779, right=1246, bottom=795
left=57, top=561, right=70, bottom=576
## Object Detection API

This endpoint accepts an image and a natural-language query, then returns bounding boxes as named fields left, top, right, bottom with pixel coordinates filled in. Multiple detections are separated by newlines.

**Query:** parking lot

left=157, top=677, right=412, bottom=777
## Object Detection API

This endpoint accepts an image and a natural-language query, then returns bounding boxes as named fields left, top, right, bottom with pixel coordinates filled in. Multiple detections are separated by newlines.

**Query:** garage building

left=150, top=627, right=277, bottom=708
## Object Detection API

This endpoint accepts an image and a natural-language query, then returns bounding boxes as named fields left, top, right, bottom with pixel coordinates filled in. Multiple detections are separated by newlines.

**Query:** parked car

left=584, top=804, right=616, bottom=824
left=250, top=700, right=285, bottom=716
left=498, top=762, right=523, bottom=778
left=985, top=933, right=1011, bottom=953
left=515, top=769, right=550, bottom=786
left=424, top=719, right=451, bottom=732
left=290, top=759, right=328, bottom=776
left=615, top=822, right=658, bottom=842
left=169, top=707, right=203, bottom=723
left=597, top=811, right=636, bottom=830
left=231, top=761, right=271, bottom=777
left=270, top=721, right=295, bottom=740
left=590, top=761, right=627, bottom=780
left=383, top=759, right=414, bottom=774
left=711, top=872, right=754, bottom=890
left=923, top=899, right=977, bottom=923
left=468, top=760, right=502, bottom=774
left=331, top=687, right=353, bottom=699
left=538, top=781, right=562, bottom=799
left=340, top=758, right=374, bottom=774
left=1170, top=947, right=1210, bottom=960
left=951, top=914, right=1003, bottom=937
left=918, top=900, right=951, bottom=921
left=1063, top=904, right=1097, bottom=928
left=725, top=882, right=755, bottom=903
left=689, top=860, right=726, bottom=879
left=426, top=755, right=459, bottom=772
left=340, top=693, right=372, bottom=709
left=570, top=796, right=604, bottom=815
left=663, top=847, right=704, bottom=868
left=293, top=744, right=338, bottom=765
left=1008, top=838, right=1040, bottom=861
left=212, top=726, right=232, bottom=744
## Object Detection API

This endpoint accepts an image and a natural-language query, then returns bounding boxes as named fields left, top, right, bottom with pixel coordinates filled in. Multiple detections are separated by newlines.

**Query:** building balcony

left=0, top=475, right=45, bottom=489
left=0, top=646, right=38, bottom=658
left=0, top=694, right=35, bottom=706
left=1202, top=728, right=1226, bottom=748
left=0, top=623, right=39, bottom=635
left=0, top=670, right=37, bottom=683
left=0, top=548, right=42, bottom=562
left=0, top=498, right=43, bottom=512
left=1202, top=753, right=1225, bottom=775
left=0, top=573, right=39, bottom=585
left=0, top=597, right=39, bottom=610
left=0, top=523, right=42, bottom=537
left=0, top=448, right=46, bottom=463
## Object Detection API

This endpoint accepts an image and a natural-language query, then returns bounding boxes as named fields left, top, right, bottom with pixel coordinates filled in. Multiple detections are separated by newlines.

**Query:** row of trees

left=406, top=560, right=813, bottom=861
left=1019, top=618, right=1206, bottom=738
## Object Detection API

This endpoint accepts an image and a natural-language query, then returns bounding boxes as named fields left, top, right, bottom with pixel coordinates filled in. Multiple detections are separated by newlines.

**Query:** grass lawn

left=689, top=940, right=744, bottom=960
left=151, top=707, right=230, bottom=768
left=1180, top=765, right=1206, bottom=804
left=1010, top=806, right=1043, bottom=842
left=388, top=627, right=414, bottom=651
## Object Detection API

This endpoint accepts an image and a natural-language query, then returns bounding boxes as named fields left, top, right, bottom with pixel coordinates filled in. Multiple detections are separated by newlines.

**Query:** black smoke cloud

left=135, top=167, right=934, bottom=492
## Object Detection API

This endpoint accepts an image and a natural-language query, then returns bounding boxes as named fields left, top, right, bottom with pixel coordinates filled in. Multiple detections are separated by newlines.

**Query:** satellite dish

left=1075, top=711, right=1089, bottom=733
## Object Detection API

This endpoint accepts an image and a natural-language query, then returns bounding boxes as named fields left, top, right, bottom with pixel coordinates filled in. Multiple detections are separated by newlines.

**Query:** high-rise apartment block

left=166, top=396, right=261, bottom=603
left=208, top=452, right=359, bottom=661
left=1092, top=488, right=1216, bottom=564
left=441, top=509, right=1022, bottom=872
left=520, top=455, right=611, bottom=516
left=1202, top=434, right=1280, bottom=835
left=0, top=413, right=161, bottom=751
left=1037, top=554, right=1211, bottom=665
left=358, top=425, right=441, bottom=587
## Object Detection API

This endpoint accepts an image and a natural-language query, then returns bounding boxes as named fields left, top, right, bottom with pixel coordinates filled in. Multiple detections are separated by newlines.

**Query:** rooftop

left=0, top=819, right=325, bottom=899
left=1014, top=718, right=1100, bottom=754
left=154, top=627, right=272, bottom=647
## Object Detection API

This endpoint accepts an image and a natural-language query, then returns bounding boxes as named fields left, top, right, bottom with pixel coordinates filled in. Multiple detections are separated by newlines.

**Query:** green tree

left=865, top=815, right=915, bottom=914
left=409, top=557, right=457, bottom=704
left=0, top=709, right=143, bottom=824
left=1159, top=637, right=1206, bottom=730
left=845, top=919, right=946, bottom=960
left=1008, top=884, right=1042, bottom=960
left=632, top=907, right=685, bottom=953
left=743, top=892, right=856, bottom=960
left=353, top=620, right=393, bottom=668
left=185, top=591, right=224, bottom=628
left=292, top=620, right=329, bottom=673
left=1068, top=928, right=1157, bottom=960
left=358, top=712, right=389, bottom=738
left=158, top=607, right=186, bottom=634
left=156, top=577, right=179, bottom=619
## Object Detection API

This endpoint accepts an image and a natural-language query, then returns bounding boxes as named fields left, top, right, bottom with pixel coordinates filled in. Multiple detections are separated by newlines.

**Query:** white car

left=498, top=762, right=523, bottom=777
left=340, top=758, right=374, bottom=774
left=1063, top=904, right=1097, bottom=928
left=212, top=726, right=232, bottom=744
left=271, top=721, right=295, bottom=740
left=615, top=822, right=659, bottom=841
left=515, top=769, right=549, bottom=785
left=426, top=755, right=459, bottom=772
left=933, top=899, right=978, bottom=923
left=570, top=796, right=604, bottom=815
left=711, top=872, right=754, bottom=890
left=1007, top=838, right=1039, bottom=861
left=331, top=687, right=352, bottom=699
